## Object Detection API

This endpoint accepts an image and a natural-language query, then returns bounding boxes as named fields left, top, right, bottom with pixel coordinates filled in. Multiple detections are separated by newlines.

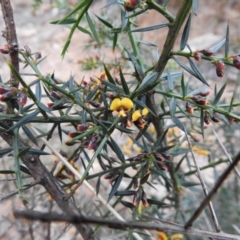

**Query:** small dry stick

left=14, top=210, right=240, bottom=240
left=212, top=127, right=240, bottom=178
left=0, top=0, right=19, bottom=87
left=184, top=128, right=221, bottom=232
left=184, top=150, right=240, bottom=229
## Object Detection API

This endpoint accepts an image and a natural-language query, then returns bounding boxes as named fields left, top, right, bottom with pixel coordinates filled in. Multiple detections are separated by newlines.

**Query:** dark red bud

left=196, top=91, right=211, bottom=97
left=87, top=137, right=98, bottom=150
left=194, top=52, right=201, bottom=61
left=216, top=61, right=225, bottom=70
left=161, top=152, right=172, bottom=160
left=124, top=5, right=135, bottom=11
left=35, top=52, right=42, bottom=60
left=82, top=80, right=88, bottom=86
left=233, top=57, right=240, bottom=70
left=192, top=96, right=207, bottom=105
left=216, top=69, right=224, bottom=78
left=201, top=49, right=214, bottom=56
left=141, top=191, right=149, bottom=207
left=18, top=95, right=27, bottom=106
left=186, top=101, right=194, bottom=114
left=68, top=132, right=80, bottom=138
left=65, top=140, right=78, bottom=146
left=204, top=112, right=210, bottom=125
left=115, top=77, right=121, bottom=85
left=0, top=91, right=14, bottom=101
left=109, top=174, right=119, bottom=184
left=50, top=91, right=64, bottom=99
left=47, top=102, right=54, bottom=108
left=161, top=165, right=168, bottom=171
left=0, top=48, right=9, bottom=54
left=89, top=101, right=101, bottom=108
left=211, top=112, right=220, bottom=123
left=133, top=153, right=145, bottom=161
left=153, top=152, right=164, bottom=162
left=132, top=191, right=141, bottom=206
left=77, top=123, right=89, bottom=132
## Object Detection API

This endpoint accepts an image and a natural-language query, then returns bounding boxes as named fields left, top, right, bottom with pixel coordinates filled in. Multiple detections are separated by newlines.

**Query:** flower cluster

left=104, top=170, right=121, bottom=184
left=110, top=97, right=149, bottom=129
left=66, top=123, right=100, bottom=150
left=0, top=86, right=28, bottom=106
left=185, top=90, right=211, bottom=114
left=132, top=188, right=148, bottom=207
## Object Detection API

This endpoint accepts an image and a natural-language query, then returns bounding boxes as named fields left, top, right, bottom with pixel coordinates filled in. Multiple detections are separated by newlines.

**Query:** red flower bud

left=186, top=101, right=194, bottom=114
left=201, top=49, right=214, bottom=56
left=68, top=132, right=80, bottom=138
left=65, top=140, right=78, bottom=146
left=193, top=52, right=201, bottom=61
left=124, top=0, right=139, bottom=11
left=35, top=52, right=42, bottom=60
left=18, top=94, right=27, bottom=106
left=196, top=90, right=211, bottom=97
left=153, top=152, right=164, bottom=162
left=0, top=91, right=14, bottom=101
left=87, top=136, right=98, bottom=150
left=132, top=191, right=141, bottom=206
left=0, top=48, right=9, bottom=54
left=233, top=56, right=240, bottom=70
left=211, top=112, right=220, bottom=123
left=47, top=102, right=54, bottom=108
left=161, top=152, right=172, bottom=160
left=192, top=96, right=207, bottom=105
left=160, top=165, right=168, bottom=171
left=216, top=61, right=225, bottom=71
left=50, top=90, right=64, bottom=99
left=89, top=101, right=101, bottom=108
left=204, top=112, right=210, bottom=125
left=141, top=191, right=149, bottom=207
left=216, top=69, right=224, bottom=78
left=77, top=123, right=89, bottom=132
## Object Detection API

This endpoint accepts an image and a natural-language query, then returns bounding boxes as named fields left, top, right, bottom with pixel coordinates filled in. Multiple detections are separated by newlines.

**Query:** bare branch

left=185, top=151, right=240, bottom=229
left=184, top=128, right=221, bottom=232
left=0, top=0, right=19, bottom=87
left=13, top=210, right=240, bottom=240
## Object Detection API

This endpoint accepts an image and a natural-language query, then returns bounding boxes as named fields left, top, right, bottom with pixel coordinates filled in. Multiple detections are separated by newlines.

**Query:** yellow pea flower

left=110, top=97, right=133, bottom=117
left=132, top=108, right=149, bottom=129
left=157, top=231, right=168, bottom=240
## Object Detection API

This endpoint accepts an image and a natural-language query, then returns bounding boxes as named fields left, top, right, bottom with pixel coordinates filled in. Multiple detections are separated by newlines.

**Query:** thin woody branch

left=0, top=0, right=19, bottom=87
left=184, top=151, right=240, bottom=229
left=14, top=210, right=240, bottom=240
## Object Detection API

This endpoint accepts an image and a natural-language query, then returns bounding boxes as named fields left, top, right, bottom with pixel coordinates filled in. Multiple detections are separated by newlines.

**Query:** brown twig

left=0, top=181, right=39, bottom=201
left=184, top=151, right=240, bottom=229
left=0, top=0, right=19, bottom=87
left=184, top=128, right=221, bottom=232
left=13, top=210, right=240, bottom=240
